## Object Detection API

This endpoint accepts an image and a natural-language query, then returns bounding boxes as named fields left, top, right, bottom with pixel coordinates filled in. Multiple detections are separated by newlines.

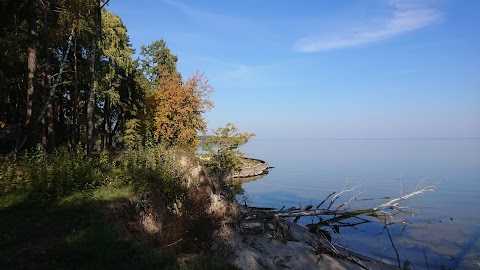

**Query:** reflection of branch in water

left=384, top=217, right=401, bottom=269
left=327, top=184, right=360, bottom=210
left=305, top=230, right=371, bottom=270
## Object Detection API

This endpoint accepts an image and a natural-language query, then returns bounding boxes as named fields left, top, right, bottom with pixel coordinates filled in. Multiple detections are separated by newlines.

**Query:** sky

left=107, top=0, right=480, bottom=139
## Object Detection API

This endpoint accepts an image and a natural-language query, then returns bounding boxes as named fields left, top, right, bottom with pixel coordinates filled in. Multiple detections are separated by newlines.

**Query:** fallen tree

left=237, top=180, right=438, bottom=269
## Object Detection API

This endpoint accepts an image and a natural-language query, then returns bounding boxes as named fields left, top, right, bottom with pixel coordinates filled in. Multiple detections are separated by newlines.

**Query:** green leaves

left=0, top=146, right=102, bottom=202
left=202, top=123, right=255, bottom=175
left=139, top=39, right=179, bottom=91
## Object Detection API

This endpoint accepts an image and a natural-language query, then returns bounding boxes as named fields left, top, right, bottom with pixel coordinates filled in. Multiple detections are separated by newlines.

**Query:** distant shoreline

left=250, top=137, right=480, bottom=141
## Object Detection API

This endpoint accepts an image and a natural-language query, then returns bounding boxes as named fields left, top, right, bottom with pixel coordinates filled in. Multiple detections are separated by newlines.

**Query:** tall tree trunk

left=73, top=36, right=79, bottom=147
left=26, top=0, right=37, bottom=137
left=87, top=73, right=95, bottom=154
left=58, top=96, right=65, bottom=144
left=87, top=0, right=101, bottom=155
left=104, top=97, right=110, bottom=149
left=43, top=3, right=54, bottom=152
left=41, top=104, right=47, bottom=151
left=41, top=66, right=51, bottom=152
left=87, top=83, right=95, bottom=154
left=16, top=32, right=74, bottom=153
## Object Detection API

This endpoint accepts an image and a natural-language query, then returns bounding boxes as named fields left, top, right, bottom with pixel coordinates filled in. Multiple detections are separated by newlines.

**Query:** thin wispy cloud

left=197, top=56, right=291, bottom=88
left=161, top=0, right=256, bottom=31
left=162, top=0, right=213, bottom=21
left=295, top=0, right=444, bottom=53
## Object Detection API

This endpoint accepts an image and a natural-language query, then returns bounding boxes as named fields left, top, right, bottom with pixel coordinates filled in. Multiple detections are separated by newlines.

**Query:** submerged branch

left=239, top=181, right=437, bottom=269
left=241, top=182, right=437, bottom=228
left=373, top=183, right=437, bottom=212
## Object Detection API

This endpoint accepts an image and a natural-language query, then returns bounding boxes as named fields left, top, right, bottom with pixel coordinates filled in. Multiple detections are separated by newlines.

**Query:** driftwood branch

left=373, top=182, right=437, bottom=212
left=242, top=182, right=436, bottom=226
left=239, top=181, right=437, bottom=269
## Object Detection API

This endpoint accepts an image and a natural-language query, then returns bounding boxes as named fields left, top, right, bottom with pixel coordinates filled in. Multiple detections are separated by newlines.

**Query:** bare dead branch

left=158, top=238, right=183, bottom=249
left=316, top=191, right=335, bottom=209
left=335, top=190, right=365, bottom=211
left=328, top=184, right=360, bottom=209
left=373, top=184, right=436, bottom=211
left=239, top=181, right=437, bottom=270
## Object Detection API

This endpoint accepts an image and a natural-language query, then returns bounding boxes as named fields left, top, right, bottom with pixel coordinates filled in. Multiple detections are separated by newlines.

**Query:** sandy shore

left=231, top=218, right=398, bottom=270
left=228, top=166, right=397, bottom=269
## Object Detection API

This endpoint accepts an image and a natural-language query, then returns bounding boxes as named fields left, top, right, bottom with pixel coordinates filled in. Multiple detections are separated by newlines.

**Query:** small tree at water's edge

left=202, top=123, right=255, bottom=179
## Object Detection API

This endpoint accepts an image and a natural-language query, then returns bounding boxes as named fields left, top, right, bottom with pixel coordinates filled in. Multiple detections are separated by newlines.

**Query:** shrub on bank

left=121, top=145, right=188, bottom=205
left=0, top=146, right=102, bottom=202
left=0, top=145, right=237, bottom=269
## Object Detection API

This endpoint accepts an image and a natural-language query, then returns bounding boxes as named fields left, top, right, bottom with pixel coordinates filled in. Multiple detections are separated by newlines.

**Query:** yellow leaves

left=146, top=68, right=214, bottom=149
left=184, top=71, right=215, bottom=113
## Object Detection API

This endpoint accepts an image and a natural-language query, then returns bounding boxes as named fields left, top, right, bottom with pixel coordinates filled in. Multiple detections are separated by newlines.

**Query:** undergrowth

left=0, top=146, right=102, bottom=202
left=0, top=145, right=237, bottom=269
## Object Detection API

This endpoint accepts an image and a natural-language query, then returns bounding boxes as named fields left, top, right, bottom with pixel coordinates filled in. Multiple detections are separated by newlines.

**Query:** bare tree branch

left=239, top=181, right=438, bottom=269
left=373, top=183, right=436, bottom=212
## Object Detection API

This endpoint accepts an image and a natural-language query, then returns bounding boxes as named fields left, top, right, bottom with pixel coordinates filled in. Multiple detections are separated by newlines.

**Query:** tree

left=97, top=10, right=135, bottom=149
left=202, top=123, right=255, bottom=177
left=25, top=0, right=37, bottom=135
left=0, top=0, right=142, bottom=153
left=146, top=69, right=214, bottom=150
left=86, top=0, right=101, bottom=154
left=138, top=39, right=179, bottom=91
left=0, top=0, right=29, bottom=125
left=1, top=1, right=218, bottom=155
left=137, top=39, right=214, bottom=150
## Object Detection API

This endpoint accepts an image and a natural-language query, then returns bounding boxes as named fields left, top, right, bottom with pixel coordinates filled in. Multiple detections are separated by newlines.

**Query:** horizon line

left=250, top=137, right=480, bottom=141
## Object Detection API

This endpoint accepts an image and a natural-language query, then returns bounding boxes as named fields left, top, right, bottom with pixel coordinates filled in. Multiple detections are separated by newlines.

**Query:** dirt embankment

left=108, top=155, right=395, bottom=269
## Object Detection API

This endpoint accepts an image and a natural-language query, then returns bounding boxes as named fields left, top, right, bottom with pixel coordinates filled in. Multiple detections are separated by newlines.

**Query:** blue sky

left=107, top=0, right=480, bottom=139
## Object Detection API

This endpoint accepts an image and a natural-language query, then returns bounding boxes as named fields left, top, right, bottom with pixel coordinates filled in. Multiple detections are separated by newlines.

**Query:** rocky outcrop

left=232, top=158, right=269, bottom=178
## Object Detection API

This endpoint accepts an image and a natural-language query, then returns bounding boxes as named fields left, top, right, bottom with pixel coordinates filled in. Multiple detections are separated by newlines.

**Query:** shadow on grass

left=0, top=188, right=177, bottom=269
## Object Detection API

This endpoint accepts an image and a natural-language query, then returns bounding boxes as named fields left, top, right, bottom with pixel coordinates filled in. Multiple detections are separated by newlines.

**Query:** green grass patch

left=0, top=146, right=238, bottom=269
left=0, top=186, right=178, bottom=269
left=0, top=191, right=28, bottom=209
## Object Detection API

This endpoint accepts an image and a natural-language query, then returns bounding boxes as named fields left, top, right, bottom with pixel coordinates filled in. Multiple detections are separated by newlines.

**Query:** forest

left=0, top=0, right=213, bottom=154
left=0, top=1, right=257, bottom=268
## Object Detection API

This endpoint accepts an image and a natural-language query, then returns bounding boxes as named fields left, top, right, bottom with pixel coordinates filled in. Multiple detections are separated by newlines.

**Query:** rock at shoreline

left=232, top=158, right=269, bottom=178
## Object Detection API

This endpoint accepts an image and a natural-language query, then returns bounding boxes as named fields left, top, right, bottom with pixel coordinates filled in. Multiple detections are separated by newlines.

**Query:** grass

left=0, top=146, right=242, bottom=269
left=0, top=187, right=238, bottom=269
left=0, top=185, right=180, bottom=269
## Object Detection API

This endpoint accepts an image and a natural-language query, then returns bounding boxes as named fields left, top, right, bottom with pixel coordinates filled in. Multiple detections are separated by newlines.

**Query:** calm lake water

left=238, top=139, right=480, bottom=269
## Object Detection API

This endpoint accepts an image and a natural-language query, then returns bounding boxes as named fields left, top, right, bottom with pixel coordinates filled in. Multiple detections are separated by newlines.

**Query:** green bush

left=1, top=144, right=190, bottom=204
left=121, top=145, right=188, bottom=205
left=0, top=146, right=103, bottom=202
left=202, top=123, right=255, bottom=177
left=0, top=157, right=22, bottom=194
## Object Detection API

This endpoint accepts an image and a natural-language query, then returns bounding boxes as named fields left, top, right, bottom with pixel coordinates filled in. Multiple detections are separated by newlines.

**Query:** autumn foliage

left=146, top=68, right=214, bottom=150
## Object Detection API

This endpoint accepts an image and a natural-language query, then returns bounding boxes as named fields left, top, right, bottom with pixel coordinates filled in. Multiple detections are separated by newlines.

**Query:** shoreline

left=233, top=206, right=398, bottom=270
left=231, top=158, right=397, bottom=270
left=232, top=157, right=270, bottom=178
